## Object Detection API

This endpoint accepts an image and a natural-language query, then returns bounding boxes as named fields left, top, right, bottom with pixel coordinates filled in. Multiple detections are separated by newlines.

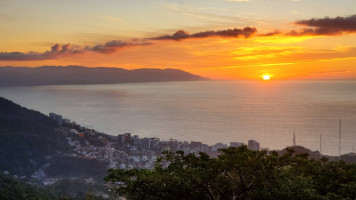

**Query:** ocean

left=1, top=80, right=355, bottom=156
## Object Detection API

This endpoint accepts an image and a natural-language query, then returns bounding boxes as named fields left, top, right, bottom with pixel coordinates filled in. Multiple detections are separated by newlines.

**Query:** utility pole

left=293, top=130, right=296, bottom=146
left=320, top=134, right=322, bottom=155
left=339, top=119, right=342, bottom=161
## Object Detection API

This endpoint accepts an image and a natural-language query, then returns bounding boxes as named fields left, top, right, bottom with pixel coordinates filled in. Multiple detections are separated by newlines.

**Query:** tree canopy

left=106, top=146, right=356, bottom=200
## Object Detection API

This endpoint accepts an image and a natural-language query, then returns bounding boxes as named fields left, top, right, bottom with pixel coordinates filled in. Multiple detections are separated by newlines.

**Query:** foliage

left=45, top=157, right=108, bottom=182
left=0, top=174, right=55, bottom=200
left=0, top=174, right=109, bottom=200
left=106, top=146, right=356, bottom=200
left=48, top=178, right=109, bottom=200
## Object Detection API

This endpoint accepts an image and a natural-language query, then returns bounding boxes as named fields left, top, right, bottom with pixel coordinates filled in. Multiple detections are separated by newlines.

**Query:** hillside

left=0, top=97, right=108, bottom=181
left=279, top=145, right=356, bottom=163
left=0, top=97, right=68, bottom=176
left=0, top=66, right=207, bottom=86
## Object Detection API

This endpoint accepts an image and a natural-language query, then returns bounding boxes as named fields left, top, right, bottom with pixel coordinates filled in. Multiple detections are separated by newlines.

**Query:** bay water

left=1, top=80, right=356, bottom=155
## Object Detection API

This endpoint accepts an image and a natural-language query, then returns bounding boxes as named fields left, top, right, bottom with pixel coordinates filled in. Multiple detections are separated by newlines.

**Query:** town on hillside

left=49, top=112, right=260, bottom=168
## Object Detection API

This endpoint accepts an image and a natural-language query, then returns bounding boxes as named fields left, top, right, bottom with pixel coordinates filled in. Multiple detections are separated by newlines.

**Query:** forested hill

left=0, top=97, right=68, bottom=176
left=0, top=66, right=207, bottom=86
left=0, top=97, right=108, bottom=182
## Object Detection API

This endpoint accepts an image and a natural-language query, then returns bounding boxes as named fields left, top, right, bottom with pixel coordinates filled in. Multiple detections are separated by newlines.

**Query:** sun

left=262, top=74, right=271, bottom=80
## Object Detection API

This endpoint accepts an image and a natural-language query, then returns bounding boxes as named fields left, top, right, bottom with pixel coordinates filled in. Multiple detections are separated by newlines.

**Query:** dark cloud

left=259, top=30, right=281, bottom=37
left=0, top=44, right=83, bottom=61
left=0, top=41, right=150, bottom=61
left=0, top=27, right=256, bottom=61
left=285, top=28, right=316, bottom=36
left=150, top=27, right=257, bottom=41
left=0, top=52, right=49, bottom=61
left=290, top=15, right=356, bottom=36
left=87, top=40, right=151, bottom=54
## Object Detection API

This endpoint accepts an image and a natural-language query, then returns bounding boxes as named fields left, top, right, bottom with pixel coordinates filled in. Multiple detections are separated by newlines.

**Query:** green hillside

left=0, top=97, right=69, bottom=176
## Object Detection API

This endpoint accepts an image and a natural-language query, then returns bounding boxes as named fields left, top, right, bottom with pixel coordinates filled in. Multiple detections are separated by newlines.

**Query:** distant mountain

left=0, top=66, right=207, bottom=86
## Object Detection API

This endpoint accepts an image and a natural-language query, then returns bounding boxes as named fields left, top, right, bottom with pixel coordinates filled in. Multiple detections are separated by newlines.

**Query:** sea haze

left=0, top=80, right=355, bottom=156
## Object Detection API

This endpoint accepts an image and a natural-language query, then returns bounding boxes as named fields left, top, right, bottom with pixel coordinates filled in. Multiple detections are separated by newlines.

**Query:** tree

left=106, top=146, right=356, bottom=200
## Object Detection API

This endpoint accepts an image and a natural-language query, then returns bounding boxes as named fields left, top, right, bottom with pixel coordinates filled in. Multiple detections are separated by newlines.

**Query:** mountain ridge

left=0, top=65, right=207, bottom=86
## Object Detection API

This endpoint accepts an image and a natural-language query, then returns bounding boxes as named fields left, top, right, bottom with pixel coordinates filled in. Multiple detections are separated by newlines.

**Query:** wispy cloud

left=227, top=0, right=299, bottom=1
left=103, top=16, right=125, bottom=23
left=165, top=3, right=267, bottom=25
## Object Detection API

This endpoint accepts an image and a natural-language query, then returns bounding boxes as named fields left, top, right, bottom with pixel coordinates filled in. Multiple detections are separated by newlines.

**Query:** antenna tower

left=339, top=119, right=342, bottom=161
left=320, top=134, right=322, bottom=155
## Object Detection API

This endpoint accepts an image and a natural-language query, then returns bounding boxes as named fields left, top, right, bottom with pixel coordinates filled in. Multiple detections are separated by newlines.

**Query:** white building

left=230, top=142, right=244, bottom=148
left=212, top=143, right=228, bottom=151
left=49, top=113, right=63, bottom=125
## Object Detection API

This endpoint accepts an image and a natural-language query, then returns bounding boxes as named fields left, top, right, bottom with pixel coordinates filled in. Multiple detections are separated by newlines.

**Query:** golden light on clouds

left=1, top=1, right=356, bottom=80
left=253, top=35, right=319, bottom=44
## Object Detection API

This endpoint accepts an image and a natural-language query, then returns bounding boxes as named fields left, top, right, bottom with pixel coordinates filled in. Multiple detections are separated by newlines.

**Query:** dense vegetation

left=106, top=146, right=356, bottom=200
left=0, top=174, right=55, bottom=200
left=47, top=178, right=109, bottom=200
left=0, top=174, right=109, bottom=200
left=46, top=156, right=108, bottom=181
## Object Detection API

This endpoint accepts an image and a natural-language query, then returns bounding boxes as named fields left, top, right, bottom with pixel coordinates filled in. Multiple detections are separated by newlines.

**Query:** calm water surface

left=1, top=80, right=356, bottom=155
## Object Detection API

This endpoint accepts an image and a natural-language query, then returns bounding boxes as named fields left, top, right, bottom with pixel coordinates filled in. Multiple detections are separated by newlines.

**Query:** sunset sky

left=1, top=0, right=356, bottom=79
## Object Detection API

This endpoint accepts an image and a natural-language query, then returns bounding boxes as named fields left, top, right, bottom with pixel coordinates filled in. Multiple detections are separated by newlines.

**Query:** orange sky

left=1, top=0, right=356, bottom=80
